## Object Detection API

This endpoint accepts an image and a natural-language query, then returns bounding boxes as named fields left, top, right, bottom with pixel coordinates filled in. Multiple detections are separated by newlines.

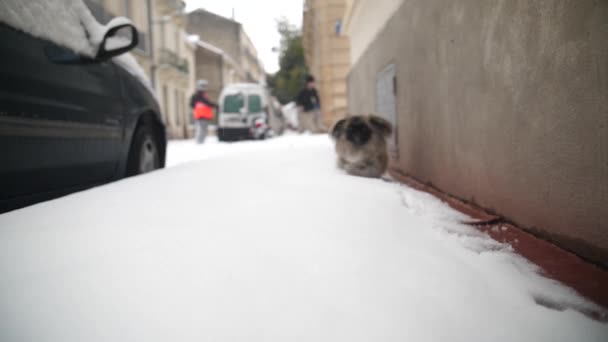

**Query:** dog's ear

left=331, top=118, right=347, bottom=139
left=369, top=115, right=393, bottom=137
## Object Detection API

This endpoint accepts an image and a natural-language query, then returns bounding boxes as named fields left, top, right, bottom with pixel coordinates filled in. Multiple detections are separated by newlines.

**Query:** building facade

left=302, top=0, right=350, bottom=128
left=86, top=0, right=195, bottom=139
left=342, top=0, right=608, bottom=266
left=187, top=9, right=265, bottom=86
left=152, top=0, right=195, bottom=138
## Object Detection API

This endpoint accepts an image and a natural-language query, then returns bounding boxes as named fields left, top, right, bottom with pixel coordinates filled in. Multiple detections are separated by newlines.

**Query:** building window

left=160, top=21, right=166, bottom=50
left=175, top=27, right=181, bottom=55
left=186, top=90, right=194, bottom=125
left=174, top=88, right=181, bottom=126
left=182, top=91, right=190, bottom=126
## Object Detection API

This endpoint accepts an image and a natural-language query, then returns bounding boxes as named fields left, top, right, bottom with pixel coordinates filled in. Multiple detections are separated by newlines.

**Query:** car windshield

left=223, top=93, right=244, bottom=113
left=248, top=94, right=262, bottom=113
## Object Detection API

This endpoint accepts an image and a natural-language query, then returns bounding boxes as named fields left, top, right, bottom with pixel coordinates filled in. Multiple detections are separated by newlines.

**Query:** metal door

left=375, top=63, right=398, bottom=160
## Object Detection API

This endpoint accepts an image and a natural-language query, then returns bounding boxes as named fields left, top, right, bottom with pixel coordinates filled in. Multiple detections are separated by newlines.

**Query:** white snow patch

left=187, top=34, right=200, bottom=44
left=166, top=133, right=324, bottom=167
left=0, top=135, right=606, bottom=341
left=105, top=35, right=130, bottom=50
left=282, top=101, right=299, bottom=127
left=103, top=16, right=132, bottom=29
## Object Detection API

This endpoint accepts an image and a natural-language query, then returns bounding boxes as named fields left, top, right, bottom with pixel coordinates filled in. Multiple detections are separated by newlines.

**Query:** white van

left=217, top=83, right=285, bottom=141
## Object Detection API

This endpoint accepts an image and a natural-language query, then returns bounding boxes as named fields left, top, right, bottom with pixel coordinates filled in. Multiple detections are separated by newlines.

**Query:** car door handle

left=104, top=118, right=121, bottom=125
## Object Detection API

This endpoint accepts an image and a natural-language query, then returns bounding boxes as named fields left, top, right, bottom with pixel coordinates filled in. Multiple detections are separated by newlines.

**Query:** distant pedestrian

left=190, top=80, right=218, bottom=144
left=296, top=75, right=324, bottom=133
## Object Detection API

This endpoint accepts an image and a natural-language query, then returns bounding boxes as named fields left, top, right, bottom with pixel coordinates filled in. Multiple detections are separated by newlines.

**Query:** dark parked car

left=0, top=19, right=166, bottom=213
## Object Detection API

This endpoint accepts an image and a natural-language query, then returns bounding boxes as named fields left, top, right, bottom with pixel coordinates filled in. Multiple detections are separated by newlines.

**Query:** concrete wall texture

left=188, top=9, right=264, bottom=83
left=343, top=0, right=404, bottom=65
left=187, top=10, right=241, bottom=62
left=347, top=0, right=608, bottom=266
left=194, top=48, right=223, bottom=103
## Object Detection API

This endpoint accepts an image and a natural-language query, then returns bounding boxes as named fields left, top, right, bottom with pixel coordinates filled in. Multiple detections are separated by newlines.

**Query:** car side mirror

left=96, top=18, right=138, bottom=61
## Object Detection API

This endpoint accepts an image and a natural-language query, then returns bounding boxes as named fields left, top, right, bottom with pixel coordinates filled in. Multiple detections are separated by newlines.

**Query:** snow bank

left=0, top=135, right=606, bottom=341
left=166, top=133, right=320, bottom=167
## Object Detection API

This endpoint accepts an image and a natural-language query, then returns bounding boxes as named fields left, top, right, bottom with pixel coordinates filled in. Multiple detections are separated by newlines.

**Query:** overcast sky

left=185, top=0, right=303, bottom=74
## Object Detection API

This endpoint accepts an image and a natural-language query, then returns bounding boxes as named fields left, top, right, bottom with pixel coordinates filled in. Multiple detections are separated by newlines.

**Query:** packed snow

left=0, top=135, right=606, bottom=341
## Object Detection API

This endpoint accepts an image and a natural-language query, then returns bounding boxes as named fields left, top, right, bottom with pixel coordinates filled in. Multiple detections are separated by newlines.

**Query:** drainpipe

left=218, top=55, right=225, bottom=125
left=147, top=0, right=156, bottom=88
left=220, top=55, right=225, bottom=88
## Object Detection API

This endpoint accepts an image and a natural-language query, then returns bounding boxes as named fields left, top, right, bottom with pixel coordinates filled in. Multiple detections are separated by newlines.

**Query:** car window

left=44, top=43, right=86, bottom=64
left=248, top=94, right=262, bottom=113
left=223, top=93, right=244, bottom=113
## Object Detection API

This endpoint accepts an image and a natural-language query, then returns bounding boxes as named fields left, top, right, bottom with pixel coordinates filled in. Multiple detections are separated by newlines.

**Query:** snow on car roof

left=0, top=0, right=103, bottom=56
left=0, top=0, right=155, bottom=98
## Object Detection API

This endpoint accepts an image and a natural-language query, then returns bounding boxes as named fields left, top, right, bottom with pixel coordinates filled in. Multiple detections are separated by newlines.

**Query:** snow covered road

left=0, top=135, right=606, bottom=341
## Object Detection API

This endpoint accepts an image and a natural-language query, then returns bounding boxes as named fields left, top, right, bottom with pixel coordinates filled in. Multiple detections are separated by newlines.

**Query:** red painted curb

left=389, top=169, right=608, bottom=318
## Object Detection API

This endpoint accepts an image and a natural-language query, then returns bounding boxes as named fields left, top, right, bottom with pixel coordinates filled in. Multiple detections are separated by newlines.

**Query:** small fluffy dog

left=330, top=115, right=393, bottom=178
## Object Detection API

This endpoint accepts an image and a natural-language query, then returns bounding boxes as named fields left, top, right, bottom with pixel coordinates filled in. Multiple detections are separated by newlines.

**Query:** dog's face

left=330, top=115, right=393, bottom=178
left=331, top=115, right=393, bottom=145
left=344, top=116, right=372, bottom=147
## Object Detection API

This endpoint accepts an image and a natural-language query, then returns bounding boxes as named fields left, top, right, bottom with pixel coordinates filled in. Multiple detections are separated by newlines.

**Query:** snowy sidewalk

left=0, top=135, right=606, bottom=341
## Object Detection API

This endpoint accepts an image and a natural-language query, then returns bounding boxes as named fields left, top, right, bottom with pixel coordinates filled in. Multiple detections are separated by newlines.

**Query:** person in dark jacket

left=190, top=80, right=218, bottom=143
left=296, top=75, right=324, bottom=133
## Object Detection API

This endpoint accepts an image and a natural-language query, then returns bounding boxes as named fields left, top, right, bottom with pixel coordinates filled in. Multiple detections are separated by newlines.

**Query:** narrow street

left=0, top=135, right=606, bottom=341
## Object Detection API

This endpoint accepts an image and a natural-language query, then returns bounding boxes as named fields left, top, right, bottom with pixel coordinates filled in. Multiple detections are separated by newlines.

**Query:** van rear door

left=219, top=92, right=246, bottom=128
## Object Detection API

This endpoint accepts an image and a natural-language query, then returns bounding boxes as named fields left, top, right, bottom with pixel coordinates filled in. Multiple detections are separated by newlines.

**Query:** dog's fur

left=330, top=115, right=393, bottom=178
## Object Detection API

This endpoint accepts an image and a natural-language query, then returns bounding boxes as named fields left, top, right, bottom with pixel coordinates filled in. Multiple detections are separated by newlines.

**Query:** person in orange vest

left=190, top=80, right=218, bottom=144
